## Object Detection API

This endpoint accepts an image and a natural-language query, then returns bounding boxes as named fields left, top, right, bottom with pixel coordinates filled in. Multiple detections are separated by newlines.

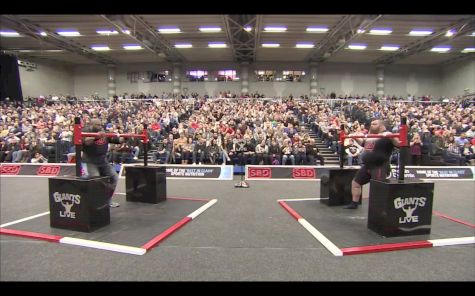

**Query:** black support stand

left=125, top=165, right=167, bottom=203
left=367, top=179, right=434, bottom=237
left=320, top=168, right=361, bottom=206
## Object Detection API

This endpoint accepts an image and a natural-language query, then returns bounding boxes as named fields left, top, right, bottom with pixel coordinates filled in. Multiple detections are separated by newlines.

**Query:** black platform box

left=368, top=179, right=434, bottom=237
left=320, top=168, right=361, bottom=206
left=125, top=165, right=167, bottom=204
left=49, top=176, right=111, bottom=232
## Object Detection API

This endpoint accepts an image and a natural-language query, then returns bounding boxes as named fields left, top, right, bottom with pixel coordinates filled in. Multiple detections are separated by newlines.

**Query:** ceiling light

left=158, top=28, right=181, bottom=34
left=262, top=43, right=280, bottom=48
left=430, top=46, right=451, bottom=53
left=357, top=29, right=365, bottom=34
left=380, top=45, right=399, bottom=51
left=96, top=30, right=119, bottom=35
left=57, top=31, right=81, bottom=37
left=264, top=26, right=287, bottom=32
left=409, top=30, right=433, bottom=36
left=175, top=43, right=192, bottom=48
left=18, top=49, right=63, bottom=53
left=40, top=32, right=47, bottom=36
left=199, top=27, right=221, bottom=32
left=244, top=26, right=252, bottom=32
left=461, top=47, right=475, bottom=53
left=296, top=43, right=314, bottom=48
left=91, top=46, right=110, bottom=51
left=348, top=44, right=367, bottom=50
left=445, top=30, right=455, bottom=37
left=369, top=29, right=392, bottom=35
left=208, top=42, right=227, bottom=48
left=122, top=30, right=131, bottom=34
left=123, top=45, right=143, bottom=50
left=306, top=27, right=328, bottom=33
left=0, top=31, right=20, bottom=37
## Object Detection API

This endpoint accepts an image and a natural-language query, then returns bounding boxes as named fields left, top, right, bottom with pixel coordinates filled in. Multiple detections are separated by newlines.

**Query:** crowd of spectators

left=1, top=92, right=474, bottom=167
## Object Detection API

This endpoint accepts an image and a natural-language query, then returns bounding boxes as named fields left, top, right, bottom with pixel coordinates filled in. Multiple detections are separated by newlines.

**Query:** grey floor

left=1, top=176, right=474, bottom=281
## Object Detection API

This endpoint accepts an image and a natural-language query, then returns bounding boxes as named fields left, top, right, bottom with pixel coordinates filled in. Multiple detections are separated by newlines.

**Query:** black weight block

left=320, top=168, right=361, bottom=206
left=125, top=166, right=167, bottom=204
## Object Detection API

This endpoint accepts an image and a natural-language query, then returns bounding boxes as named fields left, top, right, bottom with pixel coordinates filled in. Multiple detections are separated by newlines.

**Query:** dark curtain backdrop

left=0, top=53, right=23, bottom=102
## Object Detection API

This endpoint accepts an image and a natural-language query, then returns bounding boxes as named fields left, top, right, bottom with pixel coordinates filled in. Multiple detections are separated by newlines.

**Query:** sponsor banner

left=246, top=166, right=319, bottom=180
left=246, top=165, right=475, bottom=180
left=0, top=163, right=76, bottom=177
left=120, top=164, right=233, bottom=180
left=1, top=163, right=472, bottom=180
left=389, top=166, right=474, bottom=180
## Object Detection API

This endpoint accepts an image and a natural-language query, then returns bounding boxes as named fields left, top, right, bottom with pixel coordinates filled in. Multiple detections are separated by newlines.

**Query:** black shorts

left=353, top=163, right=390, bottom=185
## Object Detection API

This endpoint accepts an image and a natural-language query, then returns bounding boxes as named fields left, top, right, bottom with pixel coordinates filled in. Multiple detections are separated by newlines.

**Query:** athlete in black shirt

left=82, top=119, right=123, bottom=208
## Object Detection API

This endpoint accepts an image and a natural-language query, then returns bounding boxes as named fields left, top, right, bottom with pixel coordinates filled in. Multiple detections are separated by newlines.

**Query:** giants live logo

left=0, top=165, right=21, bottom=175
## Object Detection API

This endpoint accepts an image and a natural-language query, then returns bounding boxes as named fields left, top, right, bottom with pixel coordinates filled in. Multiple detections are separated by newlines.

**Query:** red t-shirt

left=151, top=123, right=161, bottom=131
left=191, top=122, right=200, bottom=130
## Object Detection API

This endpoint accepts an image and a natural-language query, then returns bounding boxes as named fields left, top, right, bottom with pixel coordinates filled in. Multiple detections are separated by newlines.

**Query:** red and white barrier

left=278, top=198, right=475, bottom=256
left=0, top=198, right=217, bottom=256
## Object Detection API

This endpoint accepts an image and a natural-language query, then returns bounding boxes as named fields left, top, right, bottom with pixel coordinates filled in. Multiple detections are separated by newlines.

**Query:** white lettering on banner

left=166, top=168, right=214, bottom=177
left=389, top=169, right=415, bottom=179
left=53, top=192, right=81, bottom=219
left=394, top=197, right=426, bottom=224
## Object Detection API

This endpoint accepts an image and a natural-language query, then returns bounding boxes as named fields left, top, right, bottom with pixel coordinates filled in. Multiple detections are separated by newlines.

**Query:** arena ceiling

left=1, top=14, right=474, bottom=66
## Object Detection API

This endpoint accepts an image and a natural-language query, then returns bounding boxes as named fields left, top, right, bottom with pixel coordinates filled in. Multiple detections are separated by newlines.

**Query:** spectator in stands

left=180, top=137, right=194, bottom=164
left=206, top=139, right=221, bottom=165
left=281, top=140, right=295, bottom=165
left=455, top=133, right=470, bottom=148
left=164, top=134, right=176, bottom=164
left=443, top=135, right=465, bottom=165
left=410, top=133, right=423, bottom=166
left=294, top=141, right=307, bottom=165
left=304, top=139, right=323, bottom=166
left=255, top=139, right=269, bottom=165
left=233, top=138, right=247, bottom=166
left=461, top=141, right=475, bottom=165
left=2, top=132, right=20, bottom=162
left=112, top=141, right=132, bottom=164
left=465, top=125, right=475, bottom=139
left=193, top=137, right=207, bottom=165
left=345, top=138, right=362, bottom=166
left=0, top=138, right=7, bottom=162
left=244, top=136, right=256, bottom=165
left=31, top=151, right=48, bottom=163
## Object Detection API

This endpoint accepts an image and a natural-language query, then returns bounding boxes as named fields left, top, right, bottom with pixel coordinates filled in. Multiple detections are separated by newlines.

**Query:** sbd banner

left=246, top=166, right=318, bottom=180
left=246, top=166, right=474, bottom=180
left=0, top=164, right=76, bottom=176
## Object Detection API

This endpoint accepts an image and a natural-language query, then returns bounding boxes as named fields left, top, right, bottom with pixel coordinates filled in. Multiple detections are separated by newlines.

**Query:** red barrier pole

left=398, top=117, right=409, bottom=182
left=399, top=124, right=408, bottom=147
left=142, top=124, right=148, bottom=167
left=81, top=132, right=145, bottom=139
left=344, top=134, right=400, bottom=139
left=74, top=117, right=82, bottom=177
left=339, top=124, right=345, bottom=169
